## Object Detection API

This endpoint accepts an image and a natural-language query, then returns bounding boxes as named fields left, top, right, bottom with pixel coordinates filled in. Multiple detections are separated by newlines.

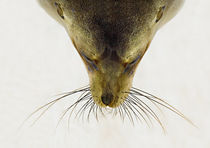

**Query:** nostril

left=101, top=93, right=113, bottom=105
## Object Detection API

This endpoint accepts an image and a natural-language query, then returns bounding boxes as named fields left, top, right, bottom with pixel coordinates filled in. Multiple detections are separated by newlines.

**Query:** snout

left=101, top=93, right=113, bottom=106
left=87, top=57, right=135, bottom=108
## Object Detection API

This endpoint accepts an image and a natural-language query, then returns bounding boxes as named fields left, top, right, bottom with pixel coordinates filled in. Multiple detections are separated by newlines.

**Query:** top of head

left=38, top=0, right=184, bottom=108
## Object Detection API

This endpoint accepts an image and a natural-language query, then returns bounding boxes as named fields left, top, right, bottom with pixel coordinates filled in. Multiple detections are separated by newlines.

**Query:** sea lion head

left=38, top=0, right=184, bottom=108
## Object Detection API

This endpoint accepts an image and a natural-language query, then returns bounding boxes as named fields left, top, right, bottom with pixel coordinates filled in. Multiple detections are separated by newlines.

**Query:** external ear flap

left=156, top=6, right=166, bottom=23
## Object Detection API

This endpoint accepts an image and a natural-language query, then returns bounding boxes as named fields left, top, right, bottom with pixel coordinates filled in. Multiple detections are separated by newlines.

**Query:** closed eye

left=124, top=56, right=140, bottom=74
left=81, top=53, right=98, bottom=71
left=129, top=55, right=140, bottom=66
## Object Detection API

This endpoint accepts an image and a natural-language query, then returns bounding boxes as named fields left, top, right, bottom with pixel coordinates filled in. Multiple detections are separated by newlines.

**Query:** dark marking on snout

left=110, top=50, right=120, bottom=62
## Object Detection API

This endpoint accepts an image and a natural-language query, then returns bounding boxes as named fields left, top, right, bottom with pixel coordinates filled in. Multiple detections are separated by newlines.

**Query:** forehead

left=41, top=0, right=164, bottom=61
left=62, top=0, right=160, bottom=16
left=67, top=2, right=159, bottom=48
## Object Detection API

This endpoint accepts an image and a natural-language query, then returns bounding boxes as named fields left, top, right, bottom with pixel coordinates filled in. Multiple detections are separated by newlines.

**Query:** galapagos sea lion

left=37, top=0, right=184, bottom=111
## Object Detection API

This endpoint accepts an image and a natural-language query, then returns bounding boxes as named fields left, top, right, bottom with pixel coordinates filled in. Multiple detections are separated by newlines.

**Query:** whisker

left=121, top=103, right=134, bottom=124
left=74, top=97, right=93, bottom=120
left=124, top=99, right=144, bottom=124
left=118, top=105, right=125, bottom=122
left=30, top=90, right=86, bottom=125
left=127, top=96, right=152, bottom=125
left=99, top=106, right=105, bottom=117
left=113, top=108, right=118, bottom=117
left=128, top=94, right=165, bottom=131
left=83, top=100, right=95, bottom=121
left=55, top=85, right=90, bottom=96
left=130, top=88, right=194, bottom=126
left=57, top=92, right=91, bottom=128
left=31, top=101, right=55, bottom=126
left=131, top=87, right=184, bottom=116
left=125, top=98, right=147, bottom=126
left=80, top=98, right=94, bottom=122
left=67, top=92, right=91, bottom=129
left=87, top=102, right=95, bottom=121
left=21, top=83, right=195, bottom=130
left=68, top=91, right=91, bottom=118
left=117, top=105, right=122, bottom=120
left=95, top=105, right=99, bottom=121
left=130, top=88, right=163, bottom=114
left=120, top=104, right=127, bottom=122
left=20, top=86, right=90, bottom=128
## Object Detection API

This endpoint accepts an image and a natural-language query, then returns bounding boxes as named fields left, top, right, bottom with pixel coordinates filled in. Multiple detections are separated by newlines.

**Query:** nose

left=101, top=93, right=113, bottom=106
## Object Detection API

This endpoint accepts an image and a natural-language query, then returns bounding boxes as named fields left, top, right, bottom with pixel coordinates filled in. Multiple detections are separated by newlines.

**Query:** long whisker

left=124, top=99, right=144, bottom=124
left=95, top=105, right=99, bottom=121
left=125, top=97, right=149, bottom=126
left=131, top=87, right=185, bottom=117
left=121, top=103, right=134, bottom=125
left=98, top=106, right=105, bottom=117
left=87, top=102, right=95, bottom=121
left=20, top=86, right=90, bottom=128
left=130, top=87, right=194, bottom=126
left=130, top=90, right=183, bottom=120
left=21, top=83, right=195, bottom=131
left=128, top=94, right=165, bottom=131
left=117, top=105, right=123, bottom=120
left=128, top=96, right=153, bottom=125
left=75, top=97, right=92, bottom=120
left=121, top=104, right=129, bottom=122
left=129, top=94, right=161, bottom=123
left=129, top=89, right=163, bottom=115
left=30, top=91, right=84, bottom=126
left=56, top=92, right=91, bottom=128
left=55, top=85, right=90, bottom=96
left=67, top=92, right=92, bottom=129
left=82, top=99, right=95, bottom=121
left=118, top=105, right=125, bottom=122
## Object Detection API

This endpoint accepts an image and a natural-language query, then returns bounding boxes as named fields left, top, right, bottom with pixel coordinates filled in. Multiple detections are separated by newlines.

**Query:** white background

left=0, top=0, right=209, bottom=148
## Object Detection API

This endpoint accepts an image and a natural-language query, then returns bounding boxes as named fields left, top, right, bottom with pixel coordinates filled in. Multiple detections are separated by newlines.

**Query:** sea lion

left=37, top=0, right=184, bottom=109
